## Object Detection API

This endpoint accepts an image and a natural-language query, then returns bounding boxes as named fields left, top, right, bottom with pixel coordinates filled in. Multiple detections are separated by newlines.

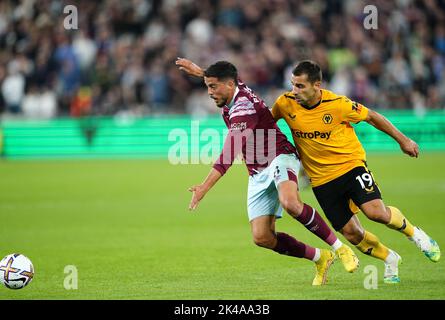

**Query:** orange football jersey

left=272, top=89, right=369, bottom=187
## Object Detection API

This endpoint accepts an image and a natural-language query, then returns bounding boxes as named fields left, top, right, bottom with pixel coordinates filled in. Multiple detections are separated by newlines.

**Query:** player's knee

left=253, top=233, right=275, bottom=249
left=279, top=196, right=303, bottom=217
left=366, top=204, right=390, bottom=224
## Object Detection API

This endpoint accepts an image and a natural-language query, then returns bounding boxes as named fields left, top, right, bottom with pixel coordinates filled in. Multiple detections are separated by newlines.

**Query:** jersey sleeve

left=271, top=95, right=286, bottom=121
left=340, top=96, right=369, bottom=123
left=213, top=99, right=258, bottom=176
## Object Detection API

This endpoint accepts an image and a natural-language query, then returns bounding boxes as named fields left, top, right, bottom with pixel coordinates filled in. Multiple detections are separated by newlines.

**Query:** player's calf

left=293, top=203, right=339, bottom=247
left=355, top=230, right=392, bottom=261
left=340, top=221, right=365, bottom=245
left=272, top=232, right=314, bottom=259
left=386, top=206, right=414, bottom=236
left=278, top=182, right=343, bottom=250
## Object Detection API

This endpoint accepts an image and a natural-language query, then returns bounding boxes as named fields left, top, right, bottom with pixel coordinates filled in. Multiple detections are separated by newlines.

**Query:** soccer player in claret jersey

left=272, top=60, right=440, bottom=284
left=176, top=58, right=359, bottom=285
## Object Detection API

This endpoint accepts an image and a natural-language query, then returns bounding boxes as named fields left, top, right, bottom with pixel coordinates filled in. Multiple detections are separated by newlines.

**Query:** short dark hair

left=292, top=60, right=322, bottom=83
left=204, top=61, right=238, bottom=83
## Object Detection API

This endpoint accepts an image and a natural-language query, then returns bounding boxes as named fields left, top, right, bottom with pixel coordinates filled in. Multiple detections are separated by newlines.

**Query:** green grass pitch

left=0, top=153, right=444, bottom=299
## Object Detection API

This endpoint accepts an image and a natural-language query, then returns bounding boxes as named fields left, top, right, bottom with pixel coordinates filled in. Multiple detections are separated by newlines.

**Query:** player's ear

left=313, top=80, right=321, bottom=89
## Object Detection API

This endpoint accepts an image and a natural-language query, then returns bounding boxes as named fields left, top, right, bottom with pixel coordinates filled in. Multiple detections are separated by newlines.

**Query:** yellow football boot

left=335, top=244, right=360, bottom=273
left=312, top=249, right=335, bottom=286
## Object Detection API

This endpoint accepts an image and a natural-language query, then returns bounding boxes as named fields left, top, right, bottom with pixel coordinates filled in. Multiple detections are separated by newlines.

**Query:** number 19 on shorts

left=356, top=172, right=375, bottom=192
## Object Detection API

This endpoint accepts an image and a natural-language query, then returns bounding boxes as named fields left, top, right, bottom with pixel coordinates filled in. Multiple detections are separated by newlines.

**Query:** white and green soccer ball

left=0, top=253, right=34, bottom=289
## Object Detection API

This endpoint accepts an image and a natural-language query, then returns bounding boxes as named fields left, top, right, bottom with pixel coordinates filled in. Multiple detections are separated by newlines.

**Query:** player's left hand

left=400, top=138, right=419, bottom=158
left=176, top=57, right=204, bottom=78
left=188, top=184, right=206, bottom=211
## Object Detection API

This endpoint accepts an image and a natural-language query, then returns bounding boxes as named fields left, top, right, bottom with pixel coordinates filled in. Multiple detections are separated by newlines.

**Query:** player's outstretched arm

left=365, top=109, right=419, bottom=158
left=176, top=57, right=204, bottom=78
left=188, top=168, right=222, bottom=211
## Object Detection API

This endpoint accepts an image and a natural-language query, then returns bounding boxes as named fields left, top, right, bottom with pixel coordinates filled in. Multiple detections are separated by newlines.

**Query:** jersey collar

left=301, top=90, right=323, bottom=110
left=227, top=86, right=240, bottom=109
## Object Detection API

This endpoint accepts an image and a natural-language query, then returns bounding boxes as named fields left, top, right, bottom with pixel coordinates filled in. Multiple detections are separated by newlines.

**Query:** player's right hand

left=400, top=138, right=419, bottom=158
left=176, top=57, right=204, bottom=78
left=188, top=184, right=206, bottom=211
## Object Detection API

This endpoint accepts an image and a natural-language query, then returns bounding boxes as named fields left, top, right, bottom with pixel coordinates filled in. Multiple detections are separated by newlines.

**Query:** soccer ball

left=0, top=253, right=34, bottom=289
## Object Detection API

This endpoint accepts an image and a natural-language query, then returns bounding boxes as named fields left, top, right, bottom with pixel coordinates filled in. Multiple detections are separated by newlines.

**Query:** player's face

left=204, top=76, right=235, bottom=108
left=291, top=74, right=321, bottom=106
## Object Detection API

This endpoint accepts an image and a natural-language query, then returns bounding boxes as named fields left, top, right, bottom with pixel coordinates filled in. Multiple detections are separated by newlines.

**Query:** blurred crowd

left=0, top=0, right=444, bottom=119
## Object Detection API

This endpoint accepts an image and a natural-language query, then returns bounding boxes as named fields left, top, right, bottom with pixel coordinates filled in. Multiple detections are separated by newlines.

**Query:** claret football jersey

left=272, top=89, right=369, bottom=187
left=213, top=79, right=297, bottom=176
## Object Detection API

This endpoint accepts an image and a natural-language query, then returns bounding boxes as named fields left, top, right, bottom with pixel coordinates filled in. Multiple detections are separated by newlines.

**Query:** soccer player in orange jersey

left=271, top=60, right=440, bottom=283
